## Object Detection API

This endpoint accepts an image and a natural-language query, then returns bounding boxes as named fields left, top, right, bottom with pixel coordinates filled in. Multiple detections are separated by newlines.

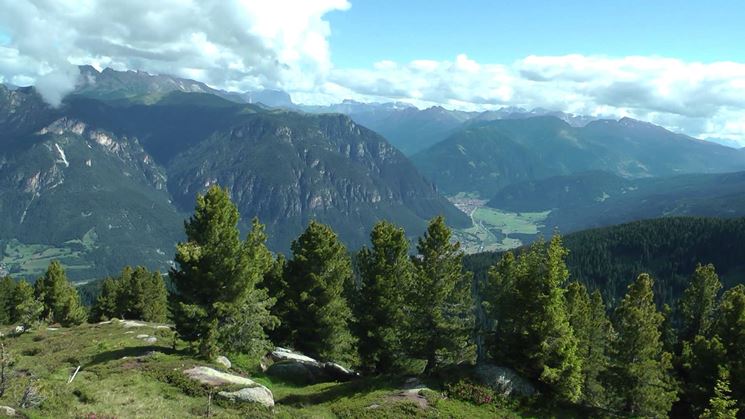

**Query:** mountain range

left=0, top=77, right=467, bottom=281
left=412, top=116, right=745, bottom=197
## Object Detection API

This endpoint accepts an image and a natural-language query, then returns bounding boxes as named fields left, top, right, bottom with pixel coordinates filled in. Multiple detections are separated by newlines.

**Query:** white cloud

left=1, top=2, right=745, bottom=144
left=327, top=54, right=745, bottom=145
left=0, top=0, right=349, bottom=105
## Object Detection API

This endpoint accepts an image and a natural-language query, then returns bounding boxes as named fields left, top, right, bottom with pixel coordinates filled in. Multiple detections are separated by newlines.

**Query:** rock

left=218, top=386, right=274, bottom=408
left=144, top=337, right=157, bottom=344
left=46, top=327, right=59, bottom=331
left=268, top=347, right=317, bottom=364
left=183, top=366, right=257, bottom=387
left=474, top=364, right=536, bottom=397
left=136, top=334, right=149, bottom=339
left=321, top=362, right=359, bottom=381
left=14, top=325, right=25, bottom=334
left=0, top=405, right=16, bottom=416
left=120, top=320, right=146, bottom=328
left=266, top=360, right=324, bottom=385
left=264, top=347, right=358, bottom=384
left=216, top=356, right=231, bottom=369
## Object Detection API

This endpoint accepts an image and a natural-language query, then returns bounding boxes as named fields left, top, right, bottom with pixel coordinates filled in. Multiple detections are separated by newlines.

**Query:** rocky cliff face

left=166, top=111, right=469, bottom=250
left=0, top=85, right=468, bottom=279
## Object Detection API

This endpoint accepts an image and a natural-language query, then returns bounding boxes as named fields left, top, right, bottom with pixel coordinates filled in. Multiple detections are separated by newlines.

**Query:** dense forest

left=465, top=217, right=745, bottom=306
left=2, top=187, right=743, bottom=417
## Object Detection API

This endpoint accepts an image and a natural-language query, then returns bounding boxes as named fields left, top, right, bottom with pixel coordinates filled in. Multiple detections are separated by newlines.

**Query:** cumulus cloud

left=327, top=54, right=745, bottom=145
left=1, top=2, right=745, bottom=144
left=0, top=0, right=349, bottom=105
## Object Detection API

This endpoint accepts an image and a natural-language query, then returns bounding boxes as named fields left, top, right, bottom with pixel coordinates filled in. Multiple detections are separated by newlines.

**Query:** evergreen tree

left=701, top=368, right=739, bottom=419
left=0, top=277, right=15, bottom=325
left=262, top=254, right=290, bottom=345
left=712, top=285, right=745, bottom=411
left=34, top=261, right=86, bottom=326
left=138, top=268, right=168, bottom=323
left=11, top=281, right=43, bottom=329
left=91, top=276, right=120, bottom=321
left=566, top=282, right=612, bottom=407
left=680, top=335, right=727, bottom=417
left=91, top=267, right=168, bottom=323
left=281, top=221, right=357, bottom=364
left=610, top=273, right=677, bottom=417
left=488, top=236, right=582, bottom=402
left=355, top=221, right=414, bottom=373
left=678, top=264, right=722, bottom=342
left=170, top=186, right=275, bottom=358
left=410, top=216, right=475, bottom=374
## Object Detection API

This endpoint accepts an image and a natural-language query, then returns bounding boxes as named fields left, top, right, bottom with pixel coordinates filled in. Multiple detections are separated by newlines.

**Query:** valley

left=448, top=193, right=549, bottom=253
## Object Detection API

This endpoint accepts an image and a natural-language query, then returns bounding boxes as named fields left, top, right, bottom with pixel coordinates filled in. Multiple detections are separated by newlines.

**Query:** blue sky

left=2, top=0, right=745, bottom=143
left=327, top=0, right=745, bottom=67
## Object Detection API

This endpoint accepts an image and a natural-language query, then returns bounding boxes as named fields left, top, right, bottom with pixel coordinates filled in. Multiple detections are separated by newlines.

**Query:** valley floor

left=449, top=193, right=549, bottom=253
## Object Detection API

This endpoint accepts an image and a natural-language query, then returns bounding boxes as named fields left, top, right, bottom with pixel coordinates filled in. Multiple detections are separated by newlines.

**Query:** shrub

left=445, top=379, right=498, bottom=406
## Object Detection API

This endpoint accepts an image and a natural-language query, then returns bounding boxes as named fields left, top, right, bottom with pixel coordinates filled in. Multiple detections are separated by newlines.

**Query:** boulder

left=321, top=362, right=359, bottom=381
left=183, top=366, right=257, bottom=387
left=218, top=386, right=274, bottom=408
left=0, top=405, right=16, bottom=416
left=216, top=356, right=232, bottom=369
left=120, top=320, right=146, bottom=328
left=474, top=364, right=536, bottom=397
left=266, top=360, right=324, bottom=385
left=264, top=347, right=358, bottom=384
left=144, top=337, right=157, bottom=344
left=136, top=334, right=149, bottom=339
left=268, top=347, right=317, bottom=364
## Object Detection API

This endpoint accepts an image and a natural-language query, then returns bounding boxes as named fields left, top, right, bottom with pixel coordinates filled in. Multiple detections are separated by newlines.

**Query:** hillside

left=463, top=216, right=745, bottom=305
left=0, top=320, right=520, bottom=418
left=0, top=86, right=182, bottom=280
left=412, top=116, right=745, bottom=197
left=489, top=170, right=745, bottom=236
left=348, top=105, right=474, bottom=156
left=0, top=83, right=468, bottom=280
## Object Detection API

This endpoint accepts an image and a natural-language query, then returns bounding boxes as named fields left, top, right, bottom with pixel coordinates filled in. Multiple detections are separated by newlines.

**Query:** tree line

left=1, top=186, right=742, bottom=417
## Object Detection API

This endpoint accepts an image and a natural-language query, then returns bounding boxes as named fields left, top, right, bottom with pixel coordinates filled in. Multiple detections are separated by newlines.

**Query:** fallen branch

left=67, top=365, right=81, bottom=384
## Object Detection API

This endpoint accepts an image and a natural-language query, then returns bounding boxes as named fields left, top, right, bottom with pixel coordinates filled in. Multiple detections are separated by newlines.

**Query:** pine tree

left=488, top=236, right=582, bottom=402
left=701, top=368, right=739, bottom=419
left=410, top=216, right=475, bottom=374
left=610, top=273, right=677, bottom=417
left=170, top=186, right=275, bottom=358
left=678, top=264, right=722, bottom=342
left=34, top=261, right=86, bottom=326
left=680, top=335, right=727, bottom=417
left=281, top=221, right=357, bottom=364
left=90, top=276, right=120, bottom=321
left=712, top=284, right=745, bottom=412
left=355, top=221, right=414, bottom=373
left=566, top=282, right=612, bottom=406
left=0, top=277, right=15, bottom=325
left=91, top=267, right=168, bottom=323
left=262, top=254, right=290, bottom=345
left=11, top=281, right=43, bottom=329
left=138, top=268, right=168, bottom=323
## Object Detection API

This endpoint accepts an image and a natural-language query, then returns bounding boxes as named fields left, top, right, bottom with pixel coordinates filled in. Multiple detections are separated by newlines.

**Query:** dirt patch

left=386, top=388, right=429, bottom=409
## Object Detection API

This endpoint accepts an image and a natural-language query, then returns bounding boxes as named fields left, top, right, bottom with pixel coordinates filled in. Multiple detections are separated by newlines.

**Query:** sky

left=1, top=0, right=745, bottom=144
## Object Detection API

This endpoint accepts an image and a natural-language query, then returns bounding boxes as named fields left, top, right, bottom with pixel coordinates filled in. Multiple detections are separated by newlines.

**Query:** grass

left=0, top=321, right=525, bottom=418
left=450, top=193, right=550, bottom=253
left=0, top=238, right=94, bottom=279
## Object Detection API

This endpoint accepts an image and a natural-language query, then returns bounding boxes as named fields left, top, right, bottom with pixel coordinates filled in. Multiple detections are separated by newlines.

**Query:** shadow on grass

left=277, top=375, right=404, bottom=407
left=84, top=345, right=181, bottom=368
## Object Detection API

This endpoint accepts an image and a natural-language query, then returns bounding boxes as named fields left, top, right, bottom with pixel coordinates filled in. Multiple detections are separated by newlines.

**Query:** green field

left=0, top=229, right=97, bottom=279
left=450, top=195, right=549, bottom=253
